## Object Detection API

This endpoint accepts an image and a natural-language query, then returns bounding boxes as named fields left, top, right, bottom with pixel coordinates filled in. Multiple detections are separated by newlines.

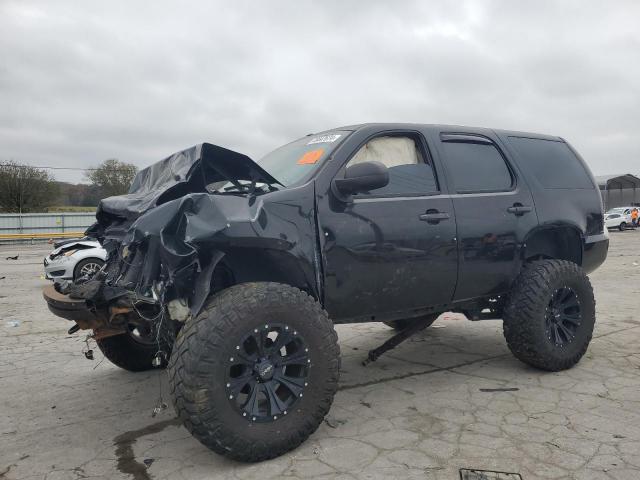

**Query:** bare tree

left=0, top=161, right=60, bottom=213
left=85, top=159, right=138, bottom=198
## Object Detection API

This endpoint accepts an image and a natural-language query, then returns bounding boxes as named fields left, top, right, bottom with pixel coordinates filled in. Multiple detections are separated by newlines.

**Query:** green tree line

left=0, top=159, right=138, bottom=213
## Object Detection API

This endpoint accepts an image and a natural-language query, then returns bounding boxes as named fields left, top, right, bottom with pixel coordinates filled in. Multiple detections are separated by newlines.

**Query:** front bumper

left=42, top=284, right=106, bottom=328
left=43, top=256, right=75, bottom=280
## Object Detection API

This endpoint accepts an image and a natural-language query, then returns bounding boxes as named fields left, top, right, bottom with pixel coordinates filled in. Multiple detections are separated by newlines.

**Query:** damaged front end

left=43, top=142, right=320, bottom=353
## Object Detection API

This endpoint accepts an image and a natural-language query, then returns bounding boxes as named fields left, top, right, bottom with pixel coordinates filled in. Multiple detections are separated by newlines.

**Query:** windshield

left=255, top=130, right=350, bottom=187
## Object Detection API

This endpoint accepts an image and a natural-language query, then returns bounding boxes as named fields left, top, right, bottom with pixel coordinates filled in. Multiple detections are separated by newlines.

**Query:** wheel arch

left=522, top=225, right=583, bottom=266
left=210, top=247, right=319, bottom=300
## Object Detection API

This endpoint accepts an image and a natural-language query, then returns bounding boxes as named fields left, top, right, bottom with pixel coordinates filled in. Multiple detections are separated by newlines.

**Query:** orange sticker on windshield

left=297, top=148, right=324, bottom=165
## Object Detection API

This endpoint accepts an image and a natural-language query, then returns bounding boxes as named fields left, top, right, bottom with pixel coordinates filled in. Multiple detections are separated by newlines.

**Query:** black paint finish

left=47, top=123, right=608, bottom=327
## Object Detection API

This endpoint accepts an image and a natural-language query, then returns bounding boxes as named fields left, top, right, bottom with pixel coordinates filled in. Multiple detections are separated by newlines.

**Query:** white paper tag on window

left=307, top=134, right=342, bottom=145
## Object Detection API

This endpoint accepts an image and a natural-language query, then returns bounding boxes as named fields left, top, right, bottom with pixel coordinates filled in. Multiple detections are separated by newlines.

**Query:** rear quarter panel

left=495, top=131, right=607, bottom=272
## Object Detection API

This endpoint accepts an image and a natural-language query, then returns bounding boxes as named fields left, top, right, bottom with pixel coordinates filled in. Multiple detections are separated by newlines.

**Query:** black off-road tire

left=503, top=260, right=595, bottom=371
left=619, top=222, right=626, bottom=231
left=96, top=321, right=175, bottom=372
left=168, top=282, right=340, bottom=462
left=384, top=313, right=439, bottom=332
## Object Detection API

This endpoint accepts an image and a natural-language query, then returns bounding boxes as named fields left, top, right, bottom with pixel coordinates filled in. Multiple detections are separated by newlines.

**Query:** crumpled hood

left=51, top=240, right=101, bottom=255
left=78, top=143, right=318, bottom=318
left=97, top=143, right=280, bottom=220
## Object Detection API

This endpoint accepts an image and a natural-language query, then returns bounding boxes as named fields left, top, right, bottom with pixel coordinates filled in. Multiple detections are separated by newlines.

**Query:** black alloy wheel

left=545, top=287, right=581, bottom=347
left=226, top=323, right=310, bottom=422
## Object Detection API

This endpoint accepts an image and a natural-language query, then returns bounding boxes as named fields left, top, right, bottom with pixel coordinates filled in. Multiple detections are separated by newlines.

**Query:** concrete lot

left=0, top=232, right=639, bottom=480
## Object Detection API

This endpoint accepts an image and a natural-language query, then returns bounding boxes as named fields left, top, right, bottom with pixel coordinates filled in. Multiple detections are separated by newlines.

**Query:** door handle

left=419, top=210, right=450, bottom=223
left=507, top=204, right=533, bottom=216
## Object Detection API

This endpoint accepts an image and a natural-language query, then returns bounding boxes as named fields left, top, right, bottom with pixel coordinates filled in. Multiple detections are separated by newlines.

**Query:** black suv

left=44, top=123, right=608, bottom=462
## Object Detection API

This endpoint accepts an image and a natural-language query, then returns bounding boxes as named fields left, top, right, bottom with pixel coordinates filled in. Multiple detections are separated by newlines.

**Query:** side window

left=346, top=135, right=438, bottom=196
left=440, top=136, right=513, bottom=193
left=507, top=136, right=593, bottom=189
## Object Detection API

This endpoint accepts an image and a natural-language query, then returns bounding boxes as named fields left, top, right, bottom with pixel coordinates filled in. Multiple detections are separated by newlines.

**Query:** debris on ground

left=460, top=469, right=522, bottom=479
left=143, top=458, right=154, bottom=468
left=324, top=417, right=347, bottom=428
left=5, top=255, right=19, bottom=260
left=479, top=387, right=519, bottom=392
left=6, top=320, right=20, bottom=327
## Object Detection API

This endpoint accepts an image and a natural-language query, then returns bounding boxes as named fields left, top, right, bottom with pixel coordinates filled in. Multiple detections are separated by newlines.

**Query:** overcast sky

left=1, top=1, right=638, bottom=183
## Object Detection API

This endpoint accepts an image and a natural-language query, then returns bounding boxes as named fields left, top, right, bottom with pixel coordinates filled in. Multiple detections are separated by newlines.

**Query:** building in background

left=596, top=174, right=640, bottom=210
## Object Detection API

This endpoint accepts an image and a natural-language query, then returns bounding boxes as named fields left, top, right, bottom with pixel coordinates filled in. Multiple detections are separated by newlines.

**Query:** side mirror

left=332, top=161, right=389, bottom=201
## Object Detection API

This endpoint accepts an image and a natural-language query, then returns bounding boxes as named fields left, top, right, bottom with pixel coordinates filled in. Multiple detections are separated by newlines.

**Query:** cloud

left=0, top=0, right=638, bottom=183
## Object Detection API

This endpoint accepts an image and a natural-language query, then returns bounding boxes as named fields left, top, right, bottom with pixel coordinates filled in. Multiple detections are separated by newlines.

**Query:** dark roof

left=595, top=174, right=640, bottom=189
left=318, top=123, right=562, bottom=141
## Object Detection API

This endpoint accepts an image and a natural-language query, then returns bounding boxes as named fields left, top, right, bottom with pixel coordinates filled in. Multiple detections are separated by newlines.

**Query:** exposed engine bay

left=43, top=142, right=320, bottom=349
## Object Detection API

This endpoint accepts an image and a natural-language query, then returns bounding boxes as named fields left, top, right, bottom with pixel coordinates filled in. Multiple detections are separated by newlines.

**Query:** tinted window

left=507, top=137, right=593, bottom=189
left=347, top=136, right=438, bottom=195
left=440, top=140, right=512, bottom=193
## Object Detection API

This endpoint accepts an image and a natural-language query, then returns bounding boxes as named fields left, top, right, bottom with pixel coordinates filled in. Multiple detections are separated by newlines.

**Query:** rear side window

left=507, top=136, right=593, bottom=189
left=440, top=137, right=513, bottom=193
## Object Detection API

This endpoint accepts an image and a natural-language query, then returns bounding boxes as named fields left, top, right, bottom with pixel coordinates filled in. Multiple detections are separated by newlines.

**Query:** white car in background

left=44, top=239, right=107, bottom=282
left=604, top=207, right=633, bottom=231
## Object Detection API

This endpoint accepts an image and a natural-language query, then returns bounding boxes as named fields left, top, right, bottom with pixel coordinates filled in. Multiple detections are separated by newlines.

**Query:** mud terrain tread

left=168, top=282, right=340, bottom=462
left=503, top=259, right=595, bottom=371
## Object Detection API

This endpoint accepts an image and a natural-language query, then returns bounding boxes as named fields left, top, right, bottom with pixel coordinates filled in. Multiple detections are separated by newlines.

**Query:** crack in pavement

left=0, top=464, right=15, bottom=479
left=339, top=353, right=510, bottom=390
left=339, top=324, right=640, bottom=391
